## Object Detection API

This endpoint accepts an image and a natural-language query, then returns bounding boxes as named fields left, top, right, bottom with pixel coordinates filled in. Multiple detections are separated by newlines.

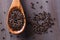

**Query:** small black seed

left=40, top=6, right=43, bottom=9
left=54, top=18, right=56, bottom=20
left=1, top=28, right=5, bottom=31
left=48, top=13, right=51, bottom=17
left=3, top=37, right=5, bottom=39
left=10, top=35, right=13, bottom=37
left=50, top=30, right=53, bottom=32
left=17, top=35, right=20, bottom=38
left=43, top=11, right=46, bottom=14
left=46, top=1, right=48, bottom=3
left=31, top=6, right=35, bottom=10
left=0, top=22, right=2, bottom=24
left=9, top=32, right=11, bottom=34
left=31, top=2, right=34, bottom=6
left=4, top=12, right=6, bottom=14
left=39, top=13, right=42, bottom=15
left=51, top=23, right=54, bottom=25
left=36, top=2, right=39, bottom=4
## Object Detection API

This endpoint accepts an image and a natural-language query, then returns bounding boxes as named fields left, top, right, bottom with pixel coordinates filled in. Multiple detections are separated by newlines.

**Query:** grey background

left=0, top=0, right=60, bottom=40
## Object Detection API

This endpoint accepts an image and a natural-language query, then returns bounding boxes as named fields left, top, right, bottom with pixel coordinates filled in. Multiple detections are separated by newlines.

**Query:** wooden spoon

left=6, top=0, right=26, bottom=34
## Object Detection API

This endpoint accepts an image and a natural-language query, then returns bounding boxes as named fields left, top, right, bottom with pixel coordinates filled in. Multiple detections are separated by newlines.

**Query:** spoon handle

left=9, top=0, right=24, bottom=14
left=11, top=0, right=20, bottom=7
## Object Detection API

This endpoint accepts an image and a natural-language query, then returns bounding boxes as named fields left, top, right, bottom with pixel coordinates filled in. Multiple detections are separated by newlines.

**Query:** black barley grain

left=17, top=35, right=20, bottom=38
left=31, top=2, right=34, bottom=6
left=1, top=28, right=5, bottom=31
left=40, top=6, right=43, bottom=9
left=54, top=18, right=56, bottom=20
left=31, top=6, right=36, bottom=10
left=46, top=1, right=48, bottom=3
left=0, top=22, right=2, bottom=24
left=10, top=35, right=13, bottom=37
left=36, top=2, right=39, bottom=4
left=51, top=23, right=54, bottom=25
left=50, top=30, right=53, bottom=32
left=9, top=32, right=11, bottom=34
left=3, top=37, right=5, bottom=39
left=4, top=11, right=6, bottom=14
left=31, top=2, right=36, bottom=10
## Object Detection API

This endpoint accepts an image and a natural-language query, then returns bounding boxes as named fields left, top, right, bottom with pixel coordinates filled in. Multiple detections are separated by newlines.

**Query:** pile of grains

left=8, top=7, right=24, bottom=31
left=29, top=11, right=55, bottom=34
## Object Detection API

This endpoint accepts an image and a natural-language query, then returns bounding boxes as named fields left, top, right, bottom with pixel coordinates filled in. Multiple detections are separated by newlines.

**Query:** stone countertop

left=0, top=0, right=60, bottom=40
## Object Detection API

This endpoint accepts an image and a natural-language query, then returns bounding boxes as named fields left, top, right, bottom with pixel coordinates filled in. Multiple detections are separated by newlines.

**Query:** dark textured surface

left=0, top=0, right=59, bottom=40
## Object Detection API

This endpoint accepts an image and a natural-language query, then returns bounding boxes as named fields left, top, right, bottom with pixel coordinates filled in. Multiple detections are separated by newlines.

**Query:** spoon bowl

left=6, top=0, right=26, bottom=34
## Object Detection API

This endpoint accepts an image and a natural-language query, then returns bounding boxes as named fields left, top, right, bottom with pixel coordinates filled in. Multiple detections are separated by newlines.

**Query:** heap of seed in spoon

left=30, top=11, right=55, bottom=34
left=8, top=7, right=24, bottom=31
